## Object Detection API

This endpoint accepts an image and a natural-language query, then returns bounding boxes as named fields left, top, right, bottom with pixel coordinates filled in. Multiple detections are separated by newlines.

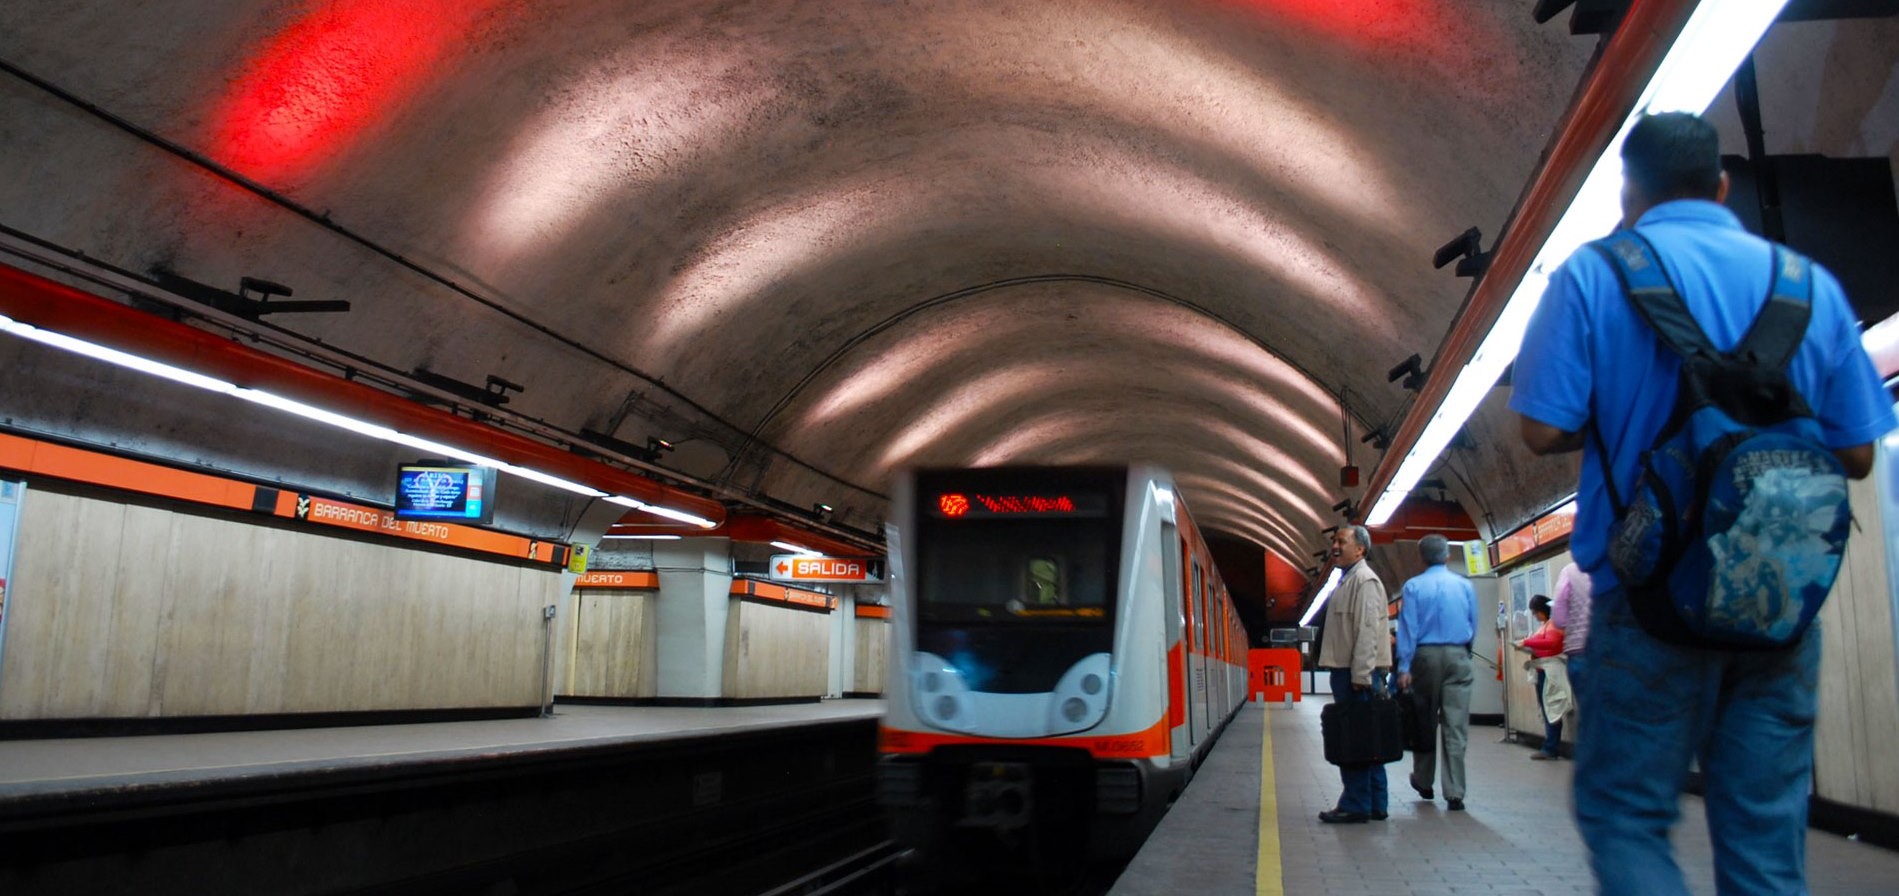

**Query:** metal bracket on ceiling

left=148, top=268, right=350, bottom=321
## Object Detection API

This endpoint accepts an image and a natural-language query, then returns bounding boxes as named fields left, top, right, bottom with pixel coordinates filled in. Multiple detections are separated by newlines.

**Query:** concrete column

left=829, top=590, right=853, bottom=698
left=653, top=537, right=735, bottom=701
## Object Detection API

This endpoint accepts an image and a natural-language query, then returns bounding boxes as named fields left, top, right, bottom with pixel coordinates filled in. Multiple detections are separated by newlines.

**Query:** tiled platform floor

left=1116, top=696, right=1899, bottom=895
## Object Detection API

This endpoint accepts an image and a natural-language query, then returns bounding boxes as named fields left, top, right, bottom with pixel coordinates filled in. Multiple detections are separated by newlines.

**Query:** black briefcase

left=1396, top=688, right=1431, bottom=754
left=1321, top=696, right=1404, bottom=766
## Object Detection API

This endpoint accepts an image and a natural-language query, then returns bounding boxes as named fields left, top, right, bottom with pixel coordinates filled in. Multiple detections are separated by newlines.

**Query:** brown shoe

left=1531, top=752, right=1553, bottom=761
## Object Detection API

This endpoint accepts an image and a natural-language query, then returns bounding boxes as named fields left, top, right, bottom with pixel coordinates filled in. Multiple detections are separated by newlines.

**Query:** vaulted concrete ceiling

left=1, top=2, right=1889, bottom=571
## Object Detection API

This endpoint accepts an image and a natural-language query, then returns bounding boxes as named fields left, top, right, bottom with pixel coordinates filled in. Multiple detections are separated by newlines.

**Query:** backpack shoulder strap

left=1735, top=245, right=1814, bottom=371
left=1587, top=232, right=1717, bottom=360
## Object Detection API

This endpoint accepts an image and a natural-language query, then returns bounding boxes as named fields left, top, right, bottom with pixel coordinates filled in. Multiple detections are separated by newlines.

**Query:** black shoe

left=1446, top=798, right=1465, bottom=811
left=1410, top=775, right=1433, bottom=800
left=1370, top=810, right=1388, bottom=820
left=1319, top=809, right=1371, bottom=824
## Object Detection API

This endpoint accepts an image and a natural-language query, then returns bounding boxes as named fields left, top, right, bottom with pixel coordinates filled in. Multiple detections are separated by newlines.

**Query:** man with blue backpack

left=1511, top=111, right=1895, bottom=895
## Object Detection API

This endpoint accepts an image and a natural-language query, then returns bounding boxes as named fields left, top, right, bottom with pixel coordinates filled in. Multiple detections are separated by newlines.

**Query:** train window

left=1023, top=556, right=1065, bottom=606
left=914, top=519, right=1112, bottom=624
left=1190, top=564, right=1203, bottom=650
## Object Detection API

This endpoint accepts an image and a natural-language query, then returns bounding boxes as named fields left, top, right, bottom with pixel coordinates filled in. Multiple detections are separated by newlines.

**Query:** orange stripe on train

left=879, top=715, right=1170, bottom=760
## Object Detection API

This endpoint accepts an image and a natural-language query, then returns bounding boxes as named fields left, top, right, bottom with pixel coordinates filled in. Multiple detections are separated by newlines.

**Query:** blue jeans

left=1573, top=587, right=1820, bottom=895
left=1328, top=667, right=1389, bottom=815
left=1566, top=652, right=1590, bottom=743
left=1535, top=668, right=1563, bottom=756
left=1566, top=652, right=1590, bottom=710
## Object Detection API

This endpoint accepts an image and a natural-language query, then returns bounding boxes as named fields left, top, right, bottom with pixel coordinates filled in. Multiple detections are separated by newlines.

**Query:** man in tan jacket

left=1315, top=524, right=1392, bottom=823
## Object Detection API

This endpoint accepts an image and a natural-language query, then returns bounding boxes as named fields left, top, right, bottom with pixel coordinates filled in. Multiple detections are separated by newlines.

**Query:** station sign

left=768, top=554, right=884, bottom=584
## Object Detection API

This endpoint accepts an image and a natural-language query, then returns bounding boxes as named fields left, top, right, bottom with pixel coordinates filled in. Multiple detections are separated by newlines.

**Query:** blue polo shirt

left=1510, top=200, right=1896, bottom=591
left=1396, top=564, right=1478, bottom=674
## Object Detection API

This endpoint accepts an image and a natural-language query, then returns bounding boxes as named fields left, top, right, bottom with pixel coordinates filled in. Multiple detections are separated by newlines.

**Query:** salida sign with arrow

left=768, top=554, right=885, bottom=584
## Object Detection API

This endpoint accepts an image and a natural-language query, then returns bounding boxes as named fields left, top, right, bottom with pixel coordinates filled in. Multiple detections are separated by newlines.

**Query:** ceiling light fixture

left=770, top=540, right=821, bottom=556
left=1366, top=0, right=1791, bottom=527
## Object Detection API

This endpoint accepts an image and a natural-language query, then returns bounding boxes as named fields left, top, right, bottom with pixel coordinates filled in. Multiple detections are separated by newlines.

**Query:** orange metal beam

left=0, top=261, right=727, bottom=525
left=1359, top=0, right=1701, bottom=523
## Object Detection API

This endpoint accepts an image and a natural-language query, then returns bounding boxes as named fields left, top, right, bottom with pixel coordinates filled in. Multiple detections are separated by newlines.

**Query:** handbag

left=1320, top=693, right=1404, bottom=766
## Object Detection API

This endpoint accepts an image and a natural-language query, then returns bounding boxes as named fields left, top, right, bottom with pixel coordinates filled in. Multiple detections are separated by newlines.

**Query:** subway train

left=876, top=465, right=1249, bottom=884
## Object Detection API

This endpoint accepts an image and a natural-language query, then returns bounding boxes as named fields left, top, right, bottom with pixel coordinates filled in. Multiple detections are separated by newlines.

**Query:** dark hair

left=1620, top=112, right=1723, bottom=202
left=1530, top=595, right=1553, bottom=617
left=1418, top=534, right=1450, bottom=565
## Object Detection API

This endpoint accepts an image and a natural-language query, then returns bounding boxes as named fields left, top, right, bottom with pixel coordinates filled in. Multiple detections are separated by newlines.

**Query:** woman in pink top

left=1514, top=595, right=1566, bottom=759
left=1551, top=562, right=1592, bottom=707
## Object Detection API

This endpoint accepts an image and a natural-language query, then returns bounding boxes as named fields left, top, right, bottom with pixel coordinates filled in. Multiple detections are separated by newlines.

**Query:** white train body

left=877, top=465, right=1249, bottom=873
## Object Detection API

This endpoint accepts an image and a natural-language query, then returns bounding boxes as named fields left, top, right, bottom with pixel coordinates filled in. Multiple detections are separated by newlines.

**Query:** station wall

left=0, top=487, right=557, bottom=721
left=723, top=600, right=831, bottom=700
left=1496, top=475, right=1899, bottom=820
left=564, top=589, right=659, bottom=699
left=1816, top=472, right=1899, bottom=816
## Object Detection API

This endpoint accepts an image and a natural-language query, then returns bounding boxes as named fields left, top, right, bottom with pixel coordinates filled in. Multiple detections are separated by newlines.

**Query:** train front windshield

left=913, top=471, right=1121, bottom=693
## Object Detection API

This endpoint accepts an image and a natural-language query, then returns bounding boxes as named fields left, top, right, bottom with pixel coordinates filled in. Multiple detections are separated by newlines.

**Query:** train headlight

left=912, top=652, right=972, bottom=728
left=1047, top=652, right=1112, bottom=734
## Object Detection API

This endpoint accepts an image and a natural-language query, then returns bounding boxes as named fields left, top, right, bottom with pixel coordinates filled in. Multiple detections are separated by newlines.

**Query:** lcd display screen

left=394, top=464, right=497, bottom=524
left=931, top=491, right=1108, bottom=519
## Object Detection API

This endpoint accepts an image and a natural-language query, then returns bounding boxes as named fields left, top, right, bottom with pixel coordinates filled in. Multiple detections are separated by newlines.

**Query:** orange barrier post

left=1248, top=648, right=1303, bottom=704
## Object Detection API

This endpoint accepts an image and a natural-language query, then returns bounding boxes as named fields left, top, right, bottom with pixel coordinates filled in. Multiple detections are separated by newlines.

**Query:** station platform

left=1111, top=697, right=1899, bottom=896
left=0, top=700, right=885, bottom=895
left=0, top=699, right=882, bottom=801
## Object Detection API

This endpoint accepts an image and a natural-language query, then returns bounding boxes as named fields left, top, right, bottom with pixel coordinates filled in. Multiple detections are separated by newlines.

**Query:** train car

left=876, top=465, right=1250, bottom=883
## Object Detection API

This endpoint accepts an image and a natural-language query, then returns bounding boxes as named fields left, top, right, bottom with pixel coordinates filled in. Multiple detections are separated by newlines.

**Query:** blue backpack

left=1588, top=232, right=1849, bottom=650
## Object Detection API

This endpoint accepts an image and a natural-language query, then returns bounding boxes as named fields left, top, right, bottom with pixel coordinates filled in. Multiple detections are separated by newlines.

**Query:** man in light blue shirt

left=1511, top=112, right=1895, bottom=894
left=1395, top=534, right=1477, bottom=811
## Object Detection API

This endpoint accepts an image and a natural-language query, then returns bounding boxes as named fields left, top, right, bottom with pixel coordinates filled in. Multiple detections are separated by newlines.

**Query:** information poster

left=0, top=479, right=22, bottom=675
left=1509, top=571, right=1531, bottom=639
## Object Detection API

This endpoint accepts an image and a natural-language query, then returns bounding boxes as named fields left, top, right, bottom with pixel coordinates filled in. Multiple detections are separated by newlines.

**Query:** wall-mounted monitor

left=393, top=462, right=497, bottom=525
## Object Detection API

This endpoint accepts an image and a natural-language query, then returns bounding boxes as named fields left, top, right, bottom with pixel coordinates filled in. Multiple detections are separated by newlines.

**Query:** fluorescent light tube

left=8, top=322, right=239, bottom=394
left=771, top=540, right=820, bottom=555
left=2, top=316, right=716, bottom=526
left=1299, top=568, right=1342, bottom=627
left=494, top=464, right=609, bottom=498
left=643, top=502, right=718, bottom=528
left=1366, top=0, right=1790, bottom=528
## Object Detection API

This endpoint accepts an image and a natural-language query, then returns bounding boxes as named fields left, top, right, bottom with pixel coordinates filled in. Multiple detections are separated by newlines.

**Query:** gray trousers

left=1410, top=644, right=1475, bottom=801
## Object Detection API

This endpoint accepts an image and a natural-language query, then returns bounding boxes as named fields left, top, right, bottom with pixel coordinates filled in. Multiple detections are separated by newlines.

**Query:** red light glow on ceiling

left=1225, top=0, right=1468, bottom=56
left=210, top=0, right=503, bottom=182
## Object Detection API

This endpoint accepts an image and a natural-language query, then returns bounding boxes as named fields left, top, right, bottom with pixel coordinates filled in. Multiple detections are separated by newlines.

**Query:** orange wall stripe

left=270, top=494, right=553, bottom=561
left=879, top=714, right=1170, bottom=760
left=855, top=604, right=892, bottom=619
left=0, top=431, right=258, bottom=510
left=574, top=570, right=660, bottom=589
left=1, top=431, right=560, bottom=564
left=731, top=577, right=836, bottom=611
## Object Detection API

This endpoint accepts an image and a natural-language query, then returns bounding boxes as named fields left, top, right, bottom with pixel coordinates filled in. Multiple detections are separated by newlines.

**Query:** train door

left=1162, top=521, right=1192, bottom=760
left=1196, top=565, right=1211, bottom=734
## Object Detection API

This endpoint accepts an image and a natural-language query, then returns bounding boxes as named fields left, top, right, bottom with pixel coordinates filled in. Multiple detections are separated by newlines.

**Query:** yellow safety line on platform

left=1255, top=705, right=1282, bottom=895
